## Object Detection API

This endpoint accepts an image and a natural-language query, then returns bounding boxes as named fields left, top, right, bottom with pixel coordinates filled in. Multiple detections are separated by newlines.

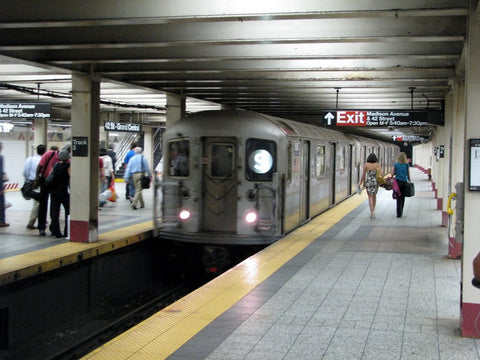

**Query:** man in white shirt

left=23, top=144, right=46, bottom=229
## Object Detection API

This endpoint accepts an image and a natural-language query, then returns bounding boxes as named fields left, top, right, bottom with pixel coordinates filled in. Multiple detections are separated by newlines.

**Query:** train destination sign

left=320, top=109, right=443, bottom=127
left=104, top=121, right=142, bottom=133
left=0, top=102, right=51, bottom=119
left=391, top=135, right=428, bottom=143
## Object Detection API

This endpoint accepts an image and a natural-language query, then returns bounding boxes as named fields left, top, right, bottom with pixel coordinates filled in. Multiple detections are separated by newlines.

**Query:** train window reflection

left=210, top=144, right=234, bottom=178
left=246, top=138, right=276, bottom=181
left=168, top=139, right=190, bottom=177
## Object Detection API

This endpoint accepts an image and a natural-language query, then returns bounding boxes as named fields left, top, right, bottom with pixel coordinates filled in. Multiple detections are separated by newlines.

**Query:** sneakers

left=0, top=222, right=10, bottom=227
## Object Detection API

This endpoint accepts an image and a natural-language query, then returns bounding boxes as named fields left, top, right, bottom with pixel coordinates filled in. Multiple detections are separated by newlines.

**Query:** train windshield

left=246, top=138, right=276, bottom=181
left=210, top=143, right=234, bottom=178
left=167, top=139, right=190, bottom=177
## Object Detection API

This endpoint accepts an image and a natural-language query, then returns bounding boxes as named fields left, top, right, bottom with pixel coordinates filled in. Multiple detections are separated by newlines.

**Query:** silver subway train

left=154, top=110, right=398, bottom=247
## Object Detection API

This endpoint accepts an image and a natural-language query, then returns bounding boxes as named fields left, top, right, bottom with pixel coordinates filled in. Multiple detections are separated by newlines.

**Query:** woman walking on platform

left=359, top=153, right=383, bottom=220
left=392, top=152, right=411, bottom=218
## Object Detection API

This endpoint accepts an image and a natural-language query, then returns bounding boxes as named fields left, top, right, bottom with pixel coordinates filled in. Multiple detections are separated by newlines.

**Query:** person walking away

left=123, top=147, right=151, bottom=210
left=359, top=153, right=383, bottom=220
left=392, top=152, right=411, bottom=218
left=123, top=142, right=137, bottom=200
left=99, top=147, right=115, bottom=207
left=23, top=144, right=46, bottom=229
left=48, top=150, right=70, bottom=238
left=0, top=142, right=9, bottom=227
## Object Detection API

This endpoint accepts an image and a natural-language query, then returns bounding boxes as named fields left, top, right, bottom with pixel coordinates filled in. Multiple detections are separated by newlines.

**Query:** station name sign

left=391, top=135, right=428, bottom=143
left=320, top=109, right=444, bottom=127
left=104, top=121, right=142, bottom=132
left=0, top=102, right=51, bottom=119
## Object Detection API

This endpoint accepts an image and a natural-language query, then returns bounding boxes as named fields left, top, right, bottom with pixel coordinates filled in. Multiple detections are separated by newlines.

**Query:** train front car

left=158, top=110, right=284, bottom=246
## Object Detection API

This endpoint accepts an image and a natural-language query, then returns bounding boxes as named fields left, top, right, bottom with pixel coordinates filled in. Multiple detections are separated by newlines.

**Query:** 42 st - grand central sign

left=320, top=109, right=444, bottom=128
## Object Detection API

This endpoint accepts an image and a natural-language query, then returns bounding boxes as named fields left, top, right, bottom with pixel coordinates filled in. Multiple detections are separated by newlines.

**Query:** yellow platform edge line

left=0, top=221, right=154, bottom=286
left=83, top=193, right=367, bottom=360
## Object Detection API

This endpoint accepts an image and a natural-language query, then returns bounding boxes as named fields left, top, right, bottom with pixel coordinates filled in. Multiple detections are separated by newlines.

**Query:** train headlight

left=178, top=209, right=191, bottom=221
left=244, top=210, right=258, bottom=224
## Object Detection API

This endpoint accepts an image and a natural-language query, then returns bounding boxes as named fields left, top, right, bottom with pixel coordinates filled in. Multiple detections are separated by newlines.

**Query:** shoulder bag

left=140, top=156, right=151, bottom=189
left=404, top=181, right=415, bottom=197
left=376, top=167, right=386, bottom=186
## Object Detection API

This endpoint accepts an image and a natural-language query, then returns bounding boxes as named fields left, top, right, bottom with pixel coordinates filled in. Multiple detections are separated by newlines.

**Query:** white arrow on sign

left=324, top=112, right=335, bottom=125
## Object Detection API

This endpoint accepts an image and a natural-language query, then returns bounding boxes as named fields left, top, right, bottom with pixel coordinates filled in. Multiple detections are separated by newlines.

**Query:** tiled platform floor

left=171, top=168, right=473, bottom=360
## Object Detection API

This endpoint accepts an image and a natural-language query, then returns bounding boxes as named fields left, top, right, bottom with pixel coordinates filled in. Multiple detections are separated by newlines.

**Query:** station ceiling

left=0, top=0, right=473, bottom=142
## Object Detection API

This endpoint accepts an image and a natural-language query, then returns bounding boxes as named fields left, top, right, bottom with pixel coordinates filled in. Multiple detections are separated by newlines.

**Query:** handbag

left=384, top=177, right=394, bottom=191
left=141, top=175, right=150, bottom=189
left=140, top=156, right=151, bottom=189
left=376, top=167, right=386, bottom=186
left=21, top=180, right=40, bottom=201
left=108, top=183, right=117, bottom=202
left=404, top=182, right=415, bottom=197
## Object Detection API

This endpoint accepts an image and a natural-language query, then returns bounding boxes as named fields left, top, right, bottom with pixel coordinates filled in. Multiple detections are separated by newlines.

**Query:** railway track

left=49, top=284, right=195, bottom=360
left=12, top=283, right=196, bottom=360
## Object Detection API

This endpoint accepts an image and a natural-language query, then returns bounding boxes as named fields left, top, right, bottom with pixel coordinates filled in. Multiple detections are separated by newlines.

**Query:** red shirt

left=38, top=150, right=59, bottom=177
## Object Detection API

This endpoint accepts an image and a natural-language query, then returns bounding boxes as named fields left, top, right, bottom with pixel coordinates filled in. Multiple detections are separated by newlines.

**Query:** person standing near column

left=48, top=149, right=70, bottom=238
left=35, top=144, right=71, bottom=236
left=23, top=144, right=46, bottom=229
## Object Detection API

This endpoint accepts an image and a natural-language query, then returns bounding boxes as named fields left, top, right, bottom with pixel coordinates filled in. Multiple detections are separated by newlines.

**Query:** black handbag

left=404, top=182, right=415, bottom=197
left=21, top=180, right=39, bottom=200
left=140, top=156, right=150, bottom=189
left=141, top=175, right=150, bottom=189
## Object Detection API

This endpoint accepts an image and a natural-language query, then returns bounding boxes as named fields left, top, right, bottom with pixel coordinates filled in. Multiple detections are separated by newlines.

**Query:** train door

left=299, top=140, right=310, bottom=222
left=329, top=142, right=336, bottom=206
left=348, top=144, right=353, bottom=196
left=201, top=137, right=237, bottom=233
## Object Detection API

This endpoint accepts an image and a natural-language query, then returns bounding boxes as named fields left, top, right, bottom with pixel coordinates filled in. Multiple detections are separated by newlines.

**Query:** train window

left=246, top=138, right=276, bottom=181
left=339, top=146, right=346, bottom=171
left=167, top=139, right=190, bottom=177
left=210, top=143, right=234, bottom=178
left=316, top=145, right=326, bottom=178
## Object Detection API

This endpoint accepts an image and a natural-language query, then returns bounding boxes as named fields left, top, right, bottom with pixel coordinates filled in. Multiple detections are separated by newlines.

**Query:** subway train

left=154, top=110, right=398, bottom=273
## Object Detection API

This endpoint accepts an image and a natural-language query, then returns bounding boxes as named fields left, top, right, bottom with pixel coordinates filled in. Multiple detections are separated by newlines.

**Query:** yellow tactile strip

left=82, top=192, right=367, bottom=360
left=0, top=221, right=154, bottom=286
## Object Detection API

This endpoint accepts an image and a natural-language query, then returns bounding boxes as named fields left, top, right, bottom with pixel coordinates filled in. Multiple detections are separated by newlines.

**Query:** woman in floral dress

left=359, top=153, right=383, bottom=220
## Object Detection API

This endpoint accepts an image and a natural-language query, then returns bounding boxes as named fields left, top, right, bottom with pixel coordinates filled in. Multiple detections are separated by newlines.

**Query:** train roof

left=167, top=110, right=392, bottom=146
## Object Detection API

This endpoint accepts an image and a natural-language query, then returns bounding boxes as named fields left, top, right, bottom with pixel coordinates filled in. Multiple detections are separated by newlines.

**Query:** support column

left=34, top=118, right=48, bottom=148
left=143, top=125, right=154, bottom=169
left=461, top=2, right=480, bottom=337
left=70, top=73, right=101, bottom=243
left=448, top=81, right=465, bottom=259
left=166, top=93, right=186, bottom=128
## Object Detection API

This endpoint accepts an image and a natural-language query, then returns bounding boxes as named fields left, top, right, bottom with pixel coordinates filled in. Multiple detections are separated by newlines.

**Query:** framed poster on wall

left=469, top=139, right=480, bottom=191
